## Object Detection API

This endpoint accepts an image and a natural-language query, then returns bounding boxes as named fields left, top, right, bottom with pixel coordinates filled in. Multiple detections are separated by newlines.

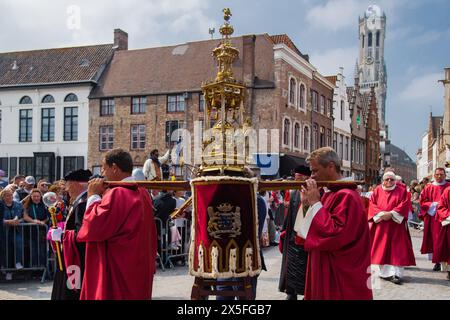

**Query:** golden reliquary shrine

left=104, top=8, right=363, bottom=300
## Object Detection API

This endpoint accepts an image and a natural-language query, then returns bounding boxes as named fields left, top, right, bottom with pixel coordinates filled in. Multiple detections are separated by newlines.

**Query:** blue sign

left=253, top=154, right=280, bottom=176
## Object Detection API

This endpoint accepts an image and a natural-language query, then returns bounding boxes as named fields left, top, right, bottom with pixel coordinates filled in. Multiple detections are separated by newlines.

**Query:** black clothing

left=51, top=191, right=87, bottom=300
left=153, top=192, right=176, bottom=227
left=278, top=190, right=308, bottom=296
left=16, top=189, right=29, bottom=202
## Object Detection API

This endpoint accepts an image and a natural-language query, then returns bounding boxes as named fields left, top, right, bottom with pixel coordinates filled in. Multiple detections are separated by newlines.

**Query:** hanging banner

left=189, top=176, right=261, bottom=279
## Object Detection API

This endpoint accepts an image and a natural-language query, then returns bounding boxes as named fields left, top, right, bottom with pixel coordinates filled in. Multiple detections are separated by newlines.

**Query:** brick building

left=0, top=37, right=115, bottom=182
left=348, top=73, right=367, bottom=181
left=310, top=75, right=334, bottom=154
left=87, top=33, right=333, bottom=178
left=365, top=86, right=381, bottom=185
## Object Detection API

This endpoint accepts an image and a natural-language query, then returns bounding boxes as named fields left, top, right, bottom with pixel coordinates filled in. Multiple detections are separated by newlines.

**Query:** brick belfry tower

left=356, top=5, right=390, bottom=171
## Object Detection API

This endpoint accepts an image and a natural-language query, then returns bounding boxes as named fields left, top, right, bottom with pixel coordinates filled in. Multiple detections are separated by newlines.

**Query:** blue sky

left=1, top=0, right=449, bottom=160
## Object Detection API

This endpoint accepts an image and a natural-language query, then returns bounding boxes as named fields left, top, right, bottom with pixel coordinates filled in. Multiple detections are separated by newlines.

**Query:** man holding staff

left=77, top=149, right=157, bottom=300
left=295, top=147, right=373, bottom=300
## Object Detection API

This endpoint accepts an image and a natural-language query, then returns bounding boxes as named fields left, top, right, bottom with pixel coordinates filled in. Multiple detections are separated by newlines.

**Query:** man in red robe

left=295, top=147, right=373, bottom=300
left=419, top=168, right=450, bottom=271
left=435, top=185, right=450, bottom=280
left=368, top=171, right=416, bottom=285
left=77, top=149, right=157, bottom=300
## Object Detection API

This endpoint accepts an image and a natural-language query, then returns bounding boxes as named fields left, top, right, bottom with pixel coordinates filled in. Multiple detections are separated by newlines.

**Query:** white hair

left=383, top=172, right=396, bottom=181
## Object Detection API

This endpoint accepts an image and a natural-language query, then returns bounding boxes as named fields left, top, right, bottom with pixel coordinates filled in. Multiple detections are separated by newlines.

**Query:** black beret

left=294, top=165, right=311, bottom=177
left=64, top=169, right=93, bottom=182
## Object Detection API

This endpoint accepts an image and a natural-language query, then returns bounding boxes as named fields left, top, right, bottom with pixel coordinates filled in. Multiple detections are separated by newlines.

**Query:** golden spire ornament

left=200, top=8, right=248, bottom=176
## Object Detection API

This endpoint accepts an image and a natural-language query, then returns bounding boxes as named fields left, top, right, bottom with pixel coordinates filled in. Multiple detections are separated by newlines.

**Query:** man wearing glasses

left=368, top=171, right=416, bottom=284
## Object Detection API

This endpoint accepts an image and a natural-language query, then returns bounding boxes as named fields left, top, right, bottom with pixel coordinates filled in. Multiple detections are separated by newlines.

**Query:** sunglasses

left=384, top=178, right=395, bottom=182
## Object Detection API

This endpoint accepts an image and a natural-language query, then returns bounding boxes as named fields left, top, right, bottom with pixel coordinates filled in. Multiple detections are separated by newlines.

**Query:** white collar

left=382, top=185, right=396, bottom=191
left=433, top=181, right=447, bottom=186
left=122, top=176, right=135, bottom=182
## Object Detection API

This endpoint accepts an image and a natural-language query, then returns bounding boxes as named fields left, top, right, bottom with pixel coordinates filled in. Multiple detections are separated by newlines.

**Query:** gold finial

left=200, top=8, right=249, bottom=176
left=220, top=8, right=234, bottom=39
left=223, top=8, right=232, bottom=21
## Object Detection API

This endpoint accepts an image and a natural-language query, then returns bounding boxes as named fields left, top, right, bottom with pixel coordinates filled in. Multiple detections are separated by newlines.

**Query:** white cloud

left=306, top=0, right=364, bottom=31
left=398, top=72, right=444, bottom=102
left=407, top=29, right=450, bottom=46
left=309, top=46, right=358, bottom=81
left=0, top=0, right=214, bottom=52
left=305, top=0, right=410, bottom=32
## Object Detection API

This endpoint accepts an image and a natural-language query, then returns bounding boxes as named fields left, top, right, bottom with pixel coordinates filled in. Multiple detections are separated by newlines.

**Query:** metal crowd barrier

left=154, top=217, right=191, bottom=269
left=1, top=223, right=50, bottom=282
left=154, top=217, right=165, bottom=271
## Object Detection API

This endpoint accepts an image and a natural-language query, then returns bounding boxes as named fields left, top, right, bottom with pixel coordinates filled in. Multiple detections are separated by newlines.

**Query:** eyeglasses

left=384, top=178, right=395, bottom=182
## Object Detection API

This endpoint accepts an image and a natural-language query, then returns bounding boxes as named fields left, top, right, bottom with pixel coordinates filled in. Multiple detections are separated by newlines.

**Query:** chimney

left=114, top=29, right=128, bottom=51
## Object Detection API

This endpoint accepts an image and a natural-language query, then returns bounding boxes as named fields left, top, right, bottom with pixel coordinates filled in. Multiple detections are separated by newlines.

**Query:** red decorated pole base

left=189, top=176, right=261, bottom=279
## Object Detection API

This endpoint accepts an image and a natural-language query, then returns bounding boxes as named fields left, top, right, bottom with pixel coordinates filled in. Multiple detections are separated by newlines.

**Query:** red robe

left=368, top=186, right=416, bottom=266
left=435, top=187, right=450, bottom=263
left=77, top=187, right=157, bottom=300
left=419, top=182, right=450, bottom=256
left=303, top=189, right=373, bottom=300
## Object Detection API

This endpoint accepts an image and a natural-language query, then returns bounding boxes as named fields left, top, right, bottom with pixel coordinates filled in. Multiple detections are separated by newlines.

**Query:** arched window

left=294, top=123, right=300, bottom=149
left=64, top=93, right=78, bottom=102
left=299, top=84, right=305, bottom=109
left=20, top=96, right=32, bottom=104
left=289, top=78, right=296, bottom=106
left=303, top=126, right=310, bottom=151
left=41, top=95, right=55, bottom=103
left=283, top=118, right=291, bottom=146
left=320, top=126, right=325, bottom=147
left=368, top=32, right=373, bottom=47
left=313, top=123, right=318, bottom=150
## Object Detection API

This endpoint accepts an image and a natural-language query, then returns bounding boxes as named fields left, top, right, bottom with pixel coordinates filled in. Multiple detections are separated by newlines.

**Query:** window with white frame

left=303, top=126, right=310, bottom=152
left=312, top=123, right=318, bottom=150
left=19, top=109, right=32, bottom=142
left=320, top=126, right=325, bottom=148
left=41, top=95, right=55, bottom=104
left=131, top=97, right=147, bottom=114
left=64, top=107, right=78, bottom=141
left=131, top=124, right=146, bottom=150
left=99, top=126, right=114, bottom=151
left=283, top=118, right=291, bottom=146
left=327, top=129, right=332, bottom=147
left=289, top=78, right=296, bottom=106
left=294, top=123, right=300, bottom=149
left=311, top=90, right=318, bottom=112
left=334, top=133, right=338, bottom=152
left=101, top=98, right=115, bottom=116
left=320, top=95, right=325, bottom=114
left=65, top=93, right=78, bottom=102
left=299, top=84, right=306, bottom=110
left=345, top=137, right=349, bottom=161
left=41, top=108, right=55, bottom=142
left=167, top=95, right=185, bottom=112
left=341, top=100, right=345, bottom=121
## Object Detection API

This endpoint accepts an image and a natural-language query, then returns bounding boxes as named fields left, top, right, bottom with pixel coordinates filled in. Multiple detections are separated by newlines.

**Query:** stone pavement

left=0, top=228, right=449, bottom=300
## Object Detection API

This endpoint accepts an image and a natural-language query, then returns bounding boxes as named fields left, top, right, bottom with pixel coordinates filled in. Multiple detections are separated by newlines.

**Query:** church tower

left=357, top=5, right=387, bottom=131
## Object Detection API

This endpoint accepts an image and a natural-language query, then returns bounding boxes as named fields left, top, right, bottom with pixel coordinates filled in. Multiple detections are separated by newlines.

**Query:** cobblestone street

left=0, top=228, right=449, bottom=300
